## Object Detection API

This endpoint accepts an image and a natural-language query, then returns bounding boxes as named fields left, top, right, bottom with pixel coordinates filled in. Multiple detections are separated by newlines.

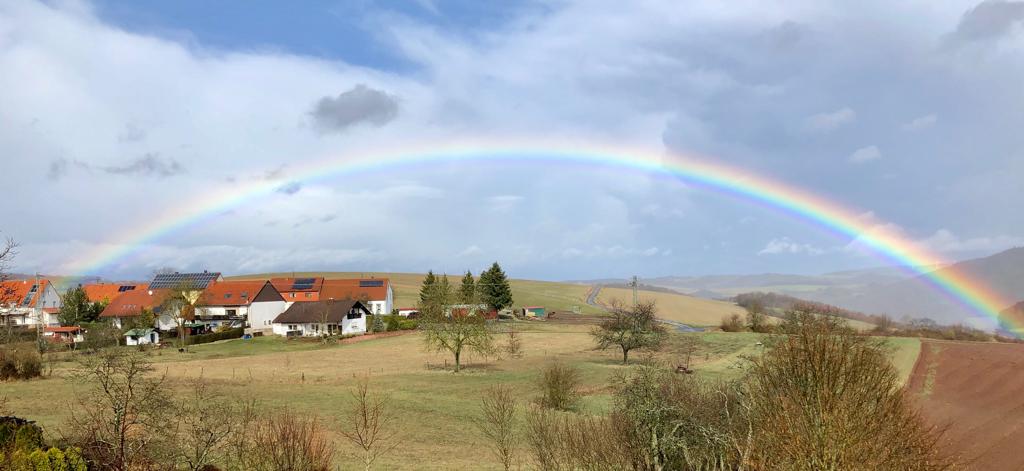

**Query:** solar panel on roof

left=359, top=280, right=384, bottom=288
left=291, top=278, right=316, bottom=290
left=149, top=272, right=220, bottom=289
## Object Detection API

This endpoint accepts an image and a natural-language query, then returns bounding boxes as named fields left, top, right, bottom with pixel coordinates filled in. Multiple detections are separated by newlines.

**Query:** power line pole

left=630, top=275, right=638, bottom=307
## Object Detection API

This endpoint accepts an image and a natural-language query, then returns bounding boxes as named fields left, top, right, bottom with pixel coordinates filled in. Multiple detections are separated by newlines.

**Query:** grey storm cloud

left=951, top=1, right=1024, bottom=41
left=309, top=84, right=398, bottom=133
left=47, top=154, right=185, bottom=180
left=276, top=182, right=302, bottom=195
left=102, top=153, right=185, bottom=177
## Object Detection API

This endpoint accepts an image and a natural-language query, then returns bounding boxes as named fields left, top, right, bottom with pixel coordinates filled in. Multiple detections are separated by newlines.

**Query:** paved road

left=586, top=285, right=703, bottom=332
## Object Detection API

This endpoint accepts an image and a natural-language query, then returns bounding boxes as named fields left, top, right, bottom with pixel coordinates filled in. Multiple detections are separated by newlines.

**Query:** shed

left=523, top=306, right=546, bottom=318
left=125, top=328, right=159, bottom=346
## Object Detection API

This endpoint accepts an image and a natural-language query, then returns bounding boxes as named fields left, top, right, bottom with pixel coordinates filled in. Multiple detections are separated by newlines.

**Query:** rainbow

left=62, top=139, right=1018, bottom=332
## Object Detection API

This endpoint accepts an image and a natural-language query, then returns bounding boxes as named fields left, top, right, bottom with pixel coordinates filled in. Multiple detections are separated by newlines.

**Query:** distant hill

left=814, top=247, right=1024, bottom=326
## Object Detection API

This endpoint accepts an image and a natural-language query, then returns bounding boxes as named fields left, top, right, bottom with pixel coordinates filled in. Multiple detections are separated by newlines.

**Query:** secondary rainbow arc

left=61, top=140, right=1019, bottom=333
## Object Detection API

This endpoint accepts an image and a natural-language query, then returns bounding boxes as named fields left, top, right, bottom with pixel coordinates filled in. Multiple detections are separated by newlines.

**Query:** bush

left=0, top=350, right=42, bottom=381
left=398, top=319, right=418, bottom=330
left=181, top=327, right=244, bottom=346
left=537, top=362, right=581, bottom=411
left=746, top=310, right=953, bottom=469
left=719, top=313, right=745, bottom=332
left=4, top=447, right=87, bottom=471
left=370, top=314, right=385, bottom=333
left=385, top=314, right=402, bottom=332
left=242, top=413, right=334, bottom=471
left=13, top=424, right=43, bottom=451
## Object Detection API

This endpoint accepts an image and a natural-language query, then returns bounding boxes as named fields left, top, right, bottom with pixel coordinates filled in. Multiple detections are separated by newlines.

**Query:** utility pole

left=630, top=275, right=638, bottom=307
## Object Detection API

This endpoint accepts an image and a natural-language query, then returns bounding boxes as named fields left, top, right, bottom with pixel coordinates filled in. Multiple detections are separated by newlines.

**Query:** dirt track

left=906, top=340, right=1024, bottom=470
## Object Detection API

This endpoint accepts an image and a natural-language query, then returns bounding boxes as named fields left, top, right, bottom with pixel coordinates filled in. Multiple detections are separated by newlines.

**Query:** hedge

left=177, top=327, right=244, bottom=346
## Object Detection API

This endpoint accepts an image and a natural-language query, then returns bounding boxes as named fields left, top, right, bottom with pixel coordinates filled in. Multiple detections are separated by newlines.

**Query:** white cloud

left=804, top=107, right=856, bottom=132
left=848, top=145, right=882, bottom=164
left=487, top=195, right=524, bottom=212
left=457, top=245, right=483, bottom=257
left=758, top=237, right=824, bottom=256
left=903, top=114, right=937, bottom=131
left=918, top=229, right=1024, bottom=254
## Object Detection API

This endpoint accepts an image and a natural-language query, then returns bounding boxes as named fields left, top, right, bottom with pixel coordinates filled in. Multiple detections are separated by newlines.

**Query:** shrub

left=746, top=310, right=953, bottom=470
left=398, top=319, right=419, bottom=330
left=0, top=354, right=16, bottom=380
left=719, top=313, right=745, bottom=332
left=537, top=362, right=581, bottom=411
left=243, top=413, right=334, bottom=471
left=525, top=406, right=631, bottom=470
left=385, top=314, right=402, bottom=332
left=371, top=314, right=385, bottom=333
left=14, top=351, right=42, bottom=380
left=13, top=424, right=44, bottom=452
left=476, top=385, right=518, bottom=470
left=183, top=327, right=244, bottom=346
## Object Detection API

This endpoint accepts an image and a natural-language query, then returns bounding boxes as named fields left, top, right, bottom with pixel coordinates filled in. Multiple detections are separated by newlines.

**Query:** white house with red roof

left=0, top=279, right=62, bottom=326
left=270, top=277, right=393, bottom=315
left=197, top=280, right=287, bottom=331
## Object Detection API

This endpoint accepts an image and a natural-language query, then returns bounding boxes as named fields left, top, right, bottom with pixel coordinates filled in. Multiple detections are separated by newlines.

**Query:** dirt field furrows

left=907, top=340, right=1024, bottom=470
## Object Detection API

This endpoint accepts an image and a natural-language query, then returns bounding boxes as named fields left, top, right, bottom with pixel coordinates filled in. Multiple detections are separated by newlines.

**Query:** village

left=0, top=269, right=547, bottom=349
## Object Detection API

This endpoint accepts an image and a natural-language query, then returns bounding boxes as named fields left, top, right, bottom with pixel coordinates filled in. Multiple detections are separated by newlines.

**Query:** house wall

left=246, top=300, right=287, bottom=329
left=270, top=312, right=367, bottom=337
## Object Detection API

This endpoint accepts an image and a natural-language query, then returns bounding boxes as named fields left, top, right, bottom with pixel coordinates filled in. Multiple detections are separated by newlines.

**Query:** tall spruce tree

left=419, top=270, right=437, bottom=305
left=479, top=262, right=513, bottom=313
left=459, top=271, right=476, bottom=304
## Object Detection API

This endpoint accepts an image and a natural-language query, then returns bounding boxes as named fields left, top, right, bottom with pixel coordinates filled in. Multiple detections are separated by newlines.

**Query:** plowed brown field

left=906, top=340, right=1024, bottom=470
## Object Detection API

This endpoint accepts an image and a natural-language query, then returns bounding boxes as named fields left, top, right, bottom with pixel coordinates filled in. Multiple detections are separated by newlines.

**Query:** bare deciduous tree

left=591, top=300, right=666, bottom=364
left=340, top=378, right=400, bottom=471
left=476, top=385, right=519, bottom=471
left=420, top=279, right=495, bottom=372
left=64, top=349, right=174, bottom=470
left=246, top=412, right=335, bottom=471
left=176, top=379, right=247, bottom=471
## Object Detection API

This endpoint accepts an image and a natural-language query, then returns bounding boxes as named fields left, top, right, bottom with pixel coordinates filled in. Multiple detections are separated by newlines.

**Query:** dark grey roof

left=149, top=271, right=221, bottom=289
left=272, top=300, right=369, bottom=324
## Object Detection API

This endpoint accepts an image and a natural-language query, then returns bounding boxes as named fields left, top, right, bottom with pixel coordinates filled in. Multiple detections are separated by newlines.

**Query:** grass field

left=229, top=271, right=606, bottom=315
left=3, top=325, right=921, bottom=470
left=596, top=286, right=746, bottom=326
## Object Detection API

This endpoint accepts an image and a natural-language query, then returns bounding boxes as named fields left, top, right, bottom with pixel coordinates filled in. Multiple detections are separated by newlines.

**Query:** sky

left=1, top=0, right=1023, bottom=281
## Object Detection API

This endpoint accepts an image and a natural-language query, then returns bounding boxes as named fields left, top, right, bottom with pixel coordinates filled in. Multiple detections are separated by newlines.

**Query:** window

left=290, top=293, right=296, bottom=298
left=224, top=293, right=232, bottom=299
left=288, top=324, right=297, bottom=330
left=304, top=292, right=312, bottom=298
left=226, top=309, right=237, bottom=317
left=347, top=309, right=362, bottom=320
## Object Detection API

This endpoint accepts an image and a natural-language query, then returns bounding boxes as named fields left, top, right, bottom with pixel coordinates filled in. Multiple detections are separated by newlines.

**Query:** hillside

left=804, top=247, right=1024, bottom=327
left=595, top=286, right=746, bottom=327
left=227, top=271, right=606, bottom=315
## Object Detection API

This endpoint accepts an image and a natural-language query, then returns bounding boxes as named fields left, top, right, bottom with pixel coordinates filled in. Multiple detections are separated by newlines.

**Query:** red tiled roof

left=100, top=289, right=169, bottom=318
left=199, top=280, right=277, bottom=306
left=44, top=326, right=81, bottom=333
left=82, top=283, right=148, bottom=304
left=319, top=279, right=389, bottom=302
left=0, top=279, right=51, bottom=308
left=270, top=277, right=324, bottom=293
left=43, top=307, right=59, bottom=314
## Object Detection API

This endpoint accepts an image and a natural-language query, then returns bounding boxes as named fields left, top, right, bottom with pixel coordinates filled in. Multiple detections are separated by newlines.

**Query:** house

left=148, top=271, right=222, bottom=289
left=523, top=306, right=546, bottom=318
left=99, top=288, right=169, bottom=329
left=197, top=280, right=286, bottom=331
left=0, top=279, right=63, bottom=326
left=270, top=277, right=324, bottom=302
left=270, top=277, right=394, bottom=315
left=43, top=326, right=84, bottom=344
left=81, top=283, right=148, bottom=304
left=271, top=300, right=370, bottom=337
left=396, top=307, right=419, bottom=317
left=124, top=328, right=159, bottom=346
